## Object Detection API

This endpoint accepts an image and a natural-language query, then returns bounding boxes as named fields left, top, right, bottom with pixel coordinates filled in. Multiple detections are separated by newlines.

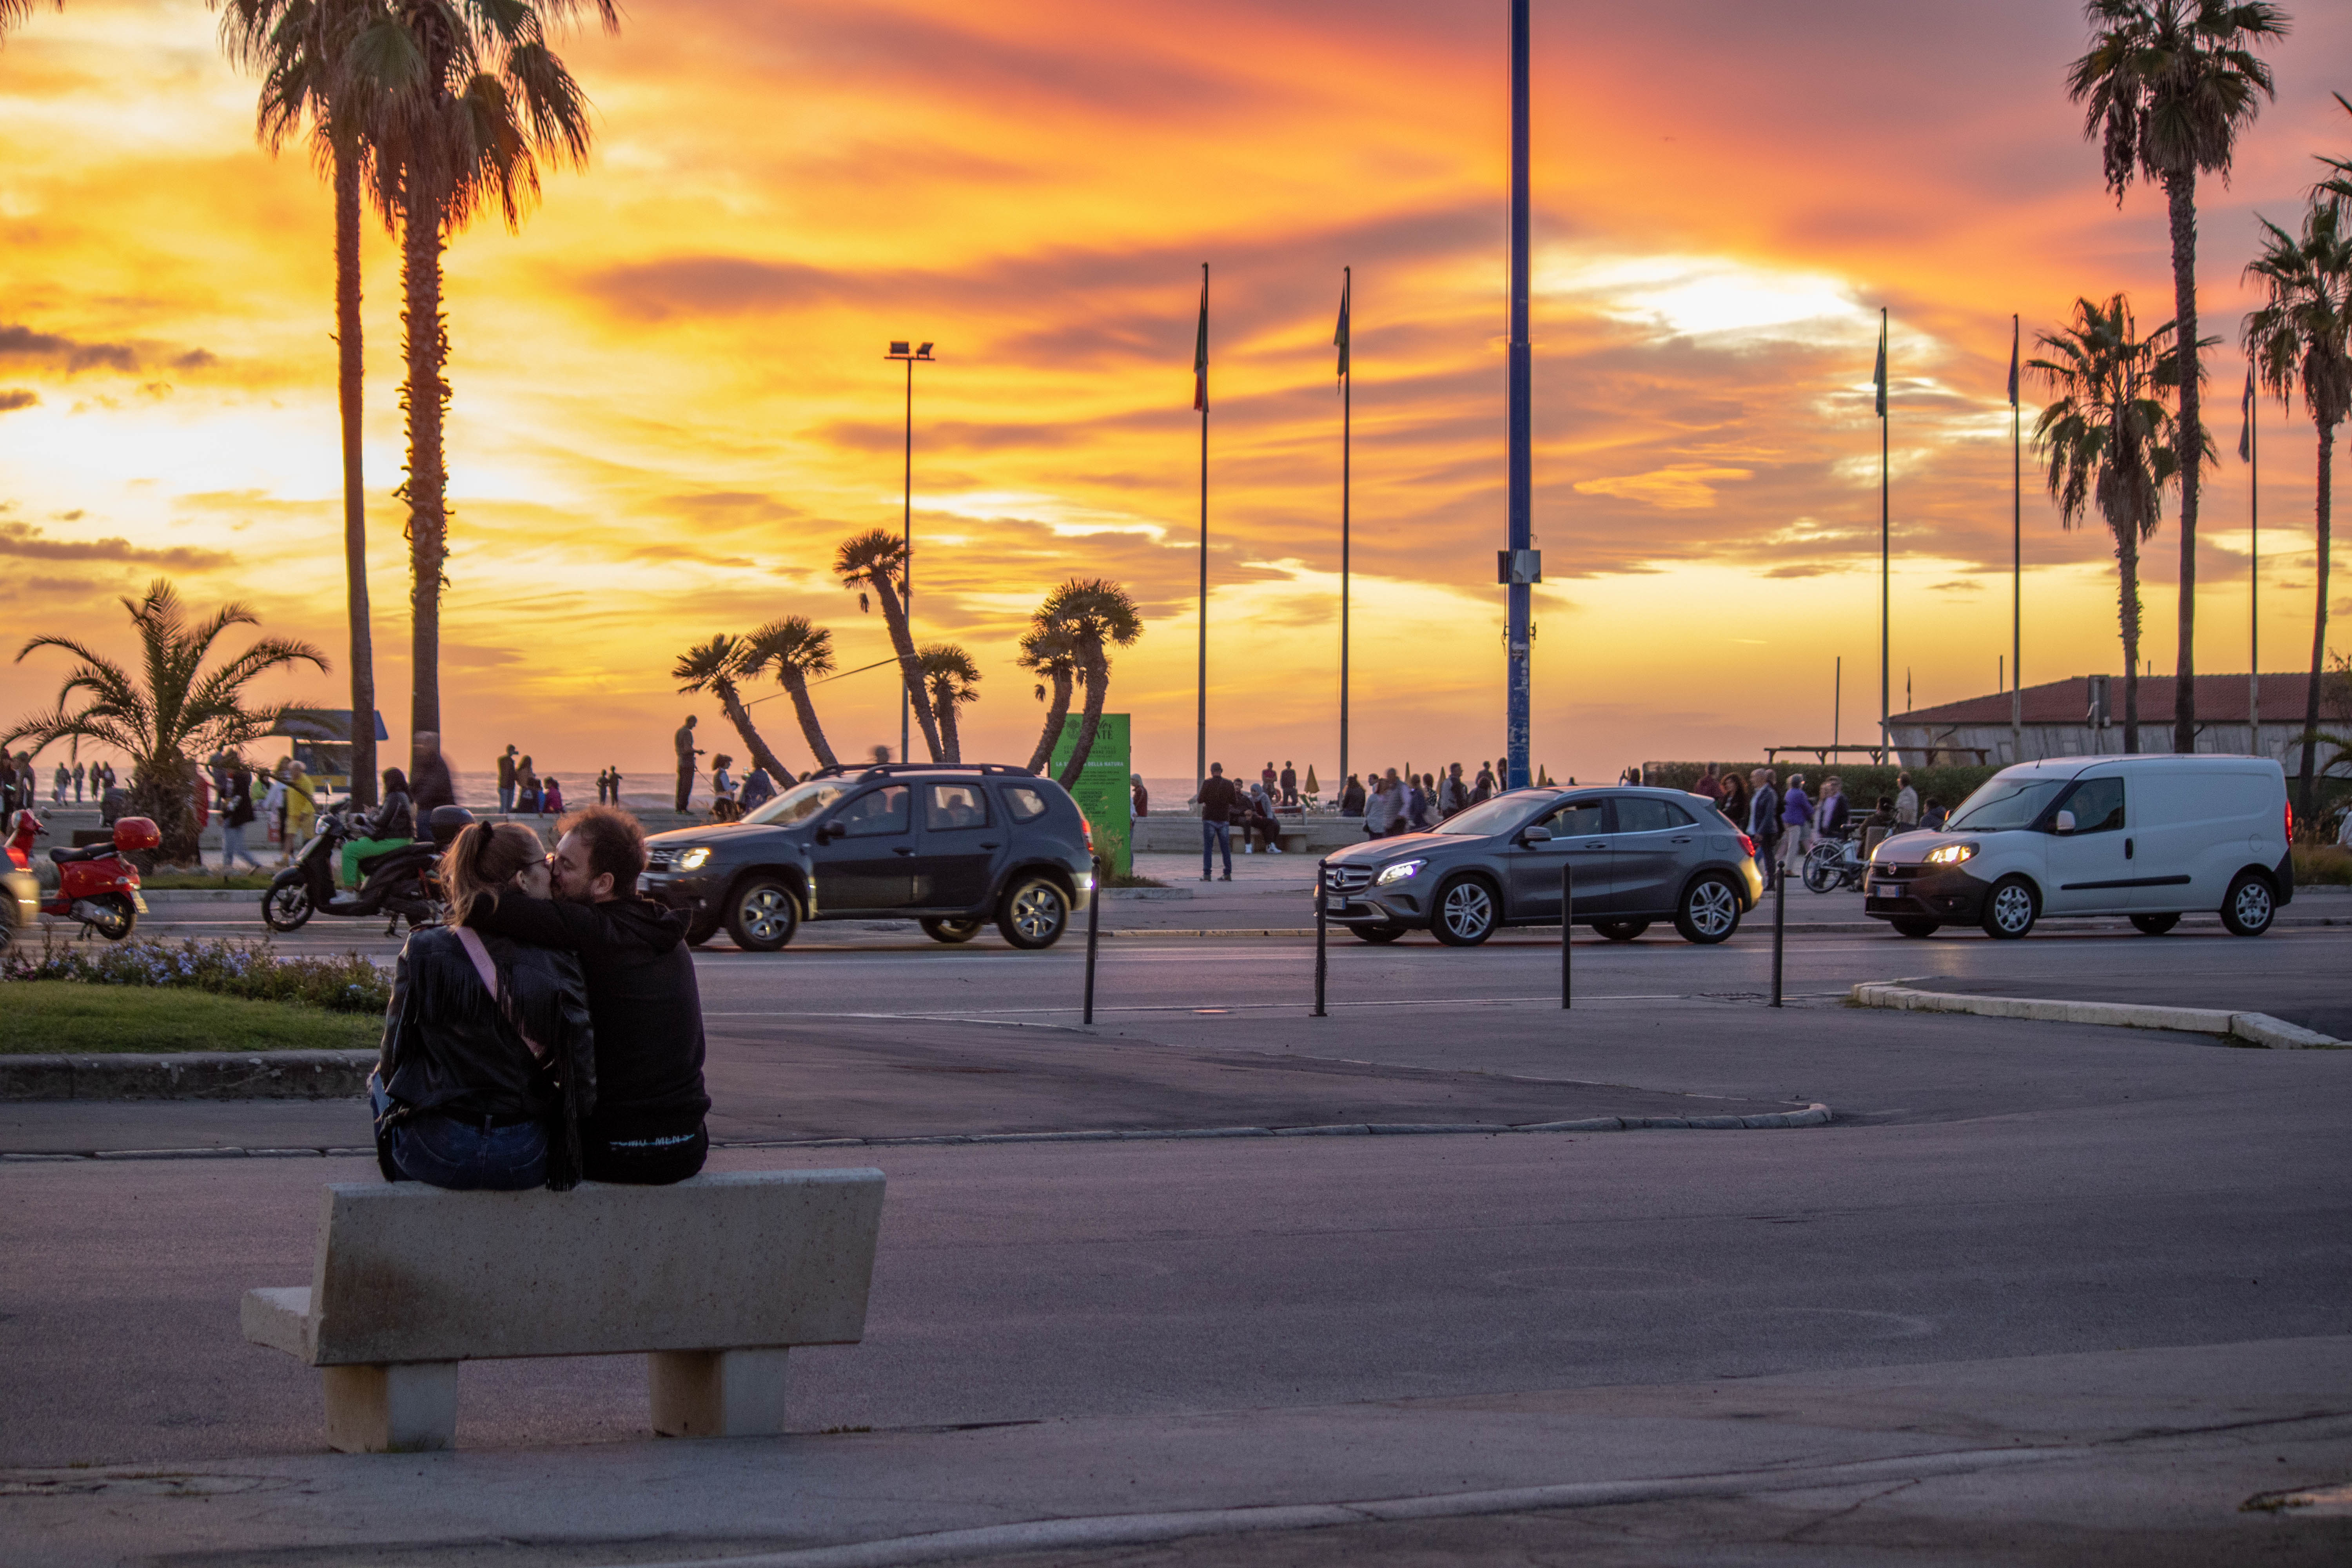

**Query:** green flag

left=1872, top=310, right=1888, bottom=419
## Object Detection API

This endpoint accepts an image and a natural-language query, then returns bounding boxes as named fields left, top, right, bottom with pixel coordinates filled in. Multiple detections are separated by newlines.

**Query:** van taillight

left=2285, top=801, right=2294, bottom=842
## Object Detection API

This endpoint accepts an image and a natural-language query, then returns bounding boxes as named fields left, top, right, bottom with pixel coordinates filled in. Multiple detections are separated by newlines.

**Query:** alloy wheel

left=999, top=878, right=1069, bottom=949
left=1984, top=879, right=2036, bottom=940
left=1432, top=878, right=1495, bottom=945
left=1676, top=876, right=1740, bottom=944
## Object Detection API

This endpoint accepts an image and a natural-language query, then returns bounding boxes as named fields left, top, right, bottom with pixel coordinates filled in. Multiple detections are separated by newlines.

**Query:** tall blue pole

left=1504, top=0, right=1532, bottom=790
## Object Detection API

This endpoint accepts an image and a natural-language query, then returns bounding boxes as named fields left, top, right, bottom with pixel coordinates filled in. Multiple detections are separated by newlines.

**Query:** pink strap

left=454, top=927, right=547, bottom=1059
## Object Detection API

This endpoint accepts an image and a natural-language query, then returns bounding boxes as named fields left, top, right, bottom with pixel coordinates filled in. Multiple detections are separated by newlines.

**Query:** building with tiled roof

left=1887, top=673, right=2343, bottom=767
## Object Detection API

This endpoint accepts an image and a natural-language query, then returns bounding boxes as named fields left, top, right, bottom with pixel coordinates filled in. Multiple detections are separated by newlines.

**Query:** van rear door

left=2133, top=765, right=2270, bottom=911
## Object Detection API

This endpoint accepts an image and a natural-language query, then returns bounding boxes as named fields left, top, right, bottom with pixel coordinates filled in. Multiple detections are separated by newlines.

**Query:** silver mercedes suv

left=1319, top=786, right=1763, bottom=946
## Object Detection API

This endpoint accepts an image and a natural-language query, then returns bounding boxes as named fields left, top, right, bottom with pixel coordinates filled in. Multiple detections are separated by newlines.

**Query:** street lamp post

left=885, top=340, right=935, bottom=763
left=1503, top=0, right=1535, bottom=791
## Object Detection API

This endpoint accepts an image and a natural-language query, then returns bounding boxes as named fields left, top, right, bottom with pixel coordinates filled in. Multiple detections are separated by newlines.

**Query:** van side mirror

left=2051, top=810, right=2076, bottom=835
left=1518, top=825, right=1553, bottom=844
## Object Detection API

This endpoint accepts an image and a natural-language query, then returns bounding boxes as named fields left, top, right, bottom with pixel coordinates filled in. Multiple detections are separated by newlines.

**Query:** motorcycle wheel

left=263, top=871, right=313, bottom=932
left=87, top=893, right=136, bottom=942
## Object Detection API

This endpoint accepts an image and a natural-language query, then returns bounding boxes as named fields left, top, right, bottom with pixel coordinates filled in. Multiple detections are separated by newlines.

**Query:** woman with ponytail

left=369, top=821, right=597, bottom=1190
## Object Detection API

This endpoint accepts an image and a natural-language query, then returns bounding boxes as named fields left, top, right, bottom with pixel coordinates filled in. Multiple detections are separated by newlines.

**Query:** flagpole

left=2011, top=313, right=2022, bottom=763
left=1339, top=266, right=1352, bottom=795
left=1195, top=262, right=1209, bottom=795
left=2248, top=365, right=2260, bottom=759
left=1878, top=307, right=1890, bottom=765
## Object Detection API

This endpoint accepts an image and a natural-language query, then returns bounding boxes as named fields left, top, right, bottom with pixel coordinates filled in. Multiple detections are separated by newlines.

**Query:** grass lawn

left=0, top=982, right=381, bottom=1054
left=2294, top=846, right=2352, bottom=887
left=138, top=870, right=281, bottom=890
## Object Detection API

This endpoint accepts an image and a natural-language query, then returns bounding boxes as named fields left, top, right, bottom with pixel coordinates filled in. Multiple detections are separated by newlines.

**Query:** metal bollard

left=1770, top=853, right=1786, bottom=1008
left=1313, top=862, right=1328, bottom=1018
left=1082, top=854, right=1102, bottom=1025
left=1561, top=860, right=1573, bottom=1010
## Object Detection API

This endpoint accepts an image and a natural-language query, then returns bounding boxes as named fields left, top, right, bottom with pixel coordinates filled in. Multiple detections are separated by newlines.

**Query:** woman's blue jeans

left=371, top=1078, right=546, bottom=1191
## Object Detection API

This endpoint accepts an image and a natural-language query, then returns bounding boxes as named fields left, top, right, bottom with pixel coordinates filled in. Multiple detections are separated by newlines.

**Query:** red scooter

left=8, top=811, right=156, bottom=941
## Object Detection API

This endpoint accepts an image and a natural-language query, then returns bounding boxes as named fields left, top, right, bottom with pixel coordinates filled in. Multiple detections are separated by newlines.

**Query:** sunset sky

left=3, top=0, right=2348, bottom=788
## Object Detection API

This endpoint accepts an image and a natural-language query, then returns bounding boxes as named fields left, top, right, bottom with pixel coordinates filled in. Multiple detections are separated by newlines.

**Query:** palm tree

left=217, top=0, right=414, bottom=808
left=2069, top=0, right=2287, bottom=754
left=381, top=0, right=614, bottom=772
left=2030, top=296, right=2191, bottom=753
left=671, top=635, right=790, bottom=785
left=4, top=581, right=327, bottom=864
left=0, top=0, right=58, bottom=42
left=834, top=527, right=942, bottom=761
left=2314, top=92, right=2352, bottom=205
left=1044, top=579, right=1143, bottom=791
left=2243, top=198, right=2351, bottom=830
left=916, top=644, right=981, bottom=764
left=737, top=616, right=838, bottom=773
left=1016, top=618, right=1080, bottom=775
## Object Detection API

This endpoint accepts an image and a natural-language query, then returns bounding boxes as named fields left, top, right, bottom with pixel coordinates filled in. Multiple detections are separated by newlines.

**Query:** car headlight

left=676, top=847, right=711, bottom=870
left=1924, top=842, right=1976, bottom=866
left=1375, top=858, right=1426, bottom=886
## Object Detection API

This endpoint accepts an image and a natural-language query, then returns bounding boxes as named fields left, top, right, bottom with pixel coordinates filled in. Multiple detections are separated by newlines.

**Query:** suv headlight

left=676, top=847, right=711, bottom=870
left=1375, top=858, right=1426, bottom=885
left=1924, top=842, right=1976, bottom=866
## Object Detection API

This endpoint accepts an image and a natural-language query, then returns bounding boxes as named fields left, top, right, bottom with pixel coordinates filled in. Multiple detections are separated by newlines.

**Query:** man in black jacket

left=463, top=805, right=711, bottom=1183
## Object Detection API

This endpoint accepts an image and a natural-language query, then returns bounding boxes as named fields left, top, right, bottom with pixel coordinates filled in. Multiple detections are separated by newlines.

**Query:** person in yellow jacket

left=281, top=760, right=318, bottom=860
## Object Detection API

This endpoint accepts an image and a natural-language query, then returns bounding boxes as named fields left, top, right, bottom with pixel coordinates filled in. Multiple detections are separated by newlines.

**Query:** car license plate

left=1868, top=882, right=1895, bottom=899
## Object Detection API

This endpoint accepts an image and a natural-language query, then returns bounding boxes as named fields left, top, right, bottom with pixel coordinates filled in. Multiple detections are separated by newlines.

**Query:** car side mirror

left=2052, top=810, right=2076, bottom=835
left=815, top=821, right=844, bottom=844
left=1518, top=825, right=1552, bottom=844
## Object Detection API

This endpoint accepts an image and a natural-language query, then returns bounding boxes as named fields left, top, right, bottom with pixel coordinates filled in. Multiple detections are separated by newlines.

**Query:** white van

left=1862, top=755, right=2294, bottom=940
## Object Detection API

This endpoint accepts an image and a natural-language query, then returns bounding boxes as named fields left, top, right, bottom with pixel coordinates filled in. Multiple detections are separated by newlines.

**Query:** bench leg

left=649, top=1347, right=790, bottom=1438
left=321, top=1362, right=457, bottom=1453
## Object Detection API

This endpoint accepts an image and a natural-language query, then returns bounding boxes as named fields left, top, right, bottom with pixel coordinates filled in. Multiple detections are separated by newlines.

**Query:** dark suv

left=639, top=764, right=1096, bottom=952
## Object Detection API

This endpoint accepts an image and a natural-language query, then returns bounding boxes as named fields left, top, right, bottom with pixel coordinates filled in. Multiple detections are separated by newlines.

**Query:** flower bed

left=2, top=934, right=390, bottom=1014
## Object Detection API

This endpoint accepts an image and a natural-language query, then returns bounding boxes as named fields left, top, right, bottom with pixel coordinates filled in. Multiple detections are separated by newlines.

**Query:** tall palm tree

left=1044, top=579, right=1142, bottom=791
left=671, top=635, right=790, bottom=785
left=2031, top=296, right=2192, bottom=753
left=2069, top=0, right=2288, bottom=754
left=916, top=644, right=981, bottom=764
left=1016, top=618, right=1080, bottom=775
left=217, top=0, right=415, bottom=808
left=737, top=616, right=838, bottom=773
left=2243, top=198, right=2351, bottom=829
left=2313, top=91, right=2352, bottom=205
left=834, top=527, right=942, bottom=761
left=4, top=580, right=327, bottom=864
left=381, top=0, right=614, bottom=773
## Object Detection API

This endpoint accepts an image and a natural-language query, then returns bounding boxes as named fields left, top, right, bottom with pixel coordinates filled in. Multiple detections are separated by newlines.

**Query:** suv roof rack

left=804, top=761, right=1041, bottom=781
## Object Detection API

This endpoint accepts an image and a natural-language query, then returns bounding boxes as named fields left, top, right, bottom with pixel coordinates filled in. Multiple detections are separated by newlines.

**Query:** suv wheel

left=2220, top=871, right=2275, bottom=937
left=683, top=909, right=722, bottom=947
left=1673, top=874, right=1742, bottom=945
left=921, top=916, right=985, bottom=944
left=1592, top=919, right=1648, bottom=942
left=1980, top=876, right=2038, bottom=940
left=725, top=877, right=801, bottom=952
left=1430, top=875, right=1498, bottom=946
left=2129, top=912, right=2180, bottom=936
left=998, top=875, right=1069, bottom=949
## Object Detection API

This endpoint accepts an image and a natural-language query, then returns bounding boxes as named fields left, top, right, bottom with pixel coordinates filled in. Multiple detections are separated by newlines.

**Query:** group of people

left=370, top=804, right=711, bottom=1192
left=1688, top=764, right=1947, bottom=889
left=705, top=754, right=786, bottom=822
left=495, top=746, right=566, bottom=816
left=1190, top=762, right=1292, bottom=877
left=1336, top=758, right=1523, bottom=831
left=11, top=756, right=119, bottom=809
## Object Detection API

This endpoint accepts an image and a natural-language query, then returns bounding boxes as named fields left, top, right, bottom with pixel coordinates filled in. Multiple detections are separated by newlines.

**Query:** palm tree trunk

left=336, top=143, right=378, bottom=810
left=935, top=692, right=960, bottom=764
left=132, top=753, right=201, bottom=866
left=1025, top=670, right=1073, bottom=775
left=400, top=172, right=448, bottom=768
left=712, top=676, right=789, bottom=784
left=1056, top=651, right=1108, bottom=791
left=781, top=669, right=837, bottom=771
left=871, top=577, right=944, bottom=760
left=2299, top=424, right=2336, bottom=830
left=2118, top=525, right=2141, bottom=755
left=2165, top=170, right=2201, bottom=756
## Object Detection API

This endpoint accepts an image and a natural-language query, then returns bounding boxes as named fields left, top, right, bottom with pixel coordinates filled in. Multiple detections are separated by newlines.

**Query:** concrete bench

left=242, top=1169, right=885, bottom=1452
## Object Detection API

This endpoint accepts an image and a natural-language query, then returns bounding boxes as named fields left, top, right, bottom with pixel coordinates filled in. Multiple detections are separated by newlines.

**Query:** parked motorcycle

left=11, top=811, right=158, bottom=941
left=262, top=804, right=474, bottom=934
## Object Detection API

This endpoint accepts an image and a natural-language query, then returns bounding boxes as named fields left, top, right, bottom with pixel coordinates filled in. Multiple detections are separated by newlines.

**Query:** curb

left=0, top=1104, right=1834, bottom=1160
left=1848, top=981, right=2344, bottom=1049
left=0, top=1051, right=373, bottom=1101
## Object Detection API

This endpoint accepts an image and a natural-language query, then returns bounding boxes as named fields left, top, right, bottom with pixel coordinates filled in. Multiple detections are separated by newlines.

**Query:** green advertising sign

left=1047, top=713, right=1131, bottom=877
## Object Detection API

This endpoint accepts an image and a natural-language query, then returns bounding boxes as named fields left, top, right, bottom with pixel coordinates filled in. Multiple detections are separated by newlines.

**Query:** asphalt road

left=4, top=900, right=2349, bottom=1564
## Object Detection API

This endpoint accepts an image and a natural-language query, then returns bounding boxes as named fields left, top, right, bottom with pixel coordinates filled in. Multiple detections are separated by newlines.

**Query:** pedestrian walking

left=220, top=760, right=263, bottom=875
left=1470, top=762, right=1495, bottom=805
left=1279, top=761, right=1298, bottom=806
left=1779, top=773, right=1814, bottom=880
left=607, top=766, right=622, bottom=808
left=1131, top=775, right=1150, bottom=818
left=1818, top=776, right=1849, bottom=838
left=1196, top=762, right=1238, bottom=882
left=675, top=716, right=702, bottom=813
left=1894, top=771, right=1919, bottom=828
left=497, top=744, right=519, bottom=814
left=263, top=766, right=288, bottom=856
left=72, top=762, right=85, bottom=803
left=1747, top=768, right=1781, bottom=890
left=1363, top=769, right=1405, bottom=839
